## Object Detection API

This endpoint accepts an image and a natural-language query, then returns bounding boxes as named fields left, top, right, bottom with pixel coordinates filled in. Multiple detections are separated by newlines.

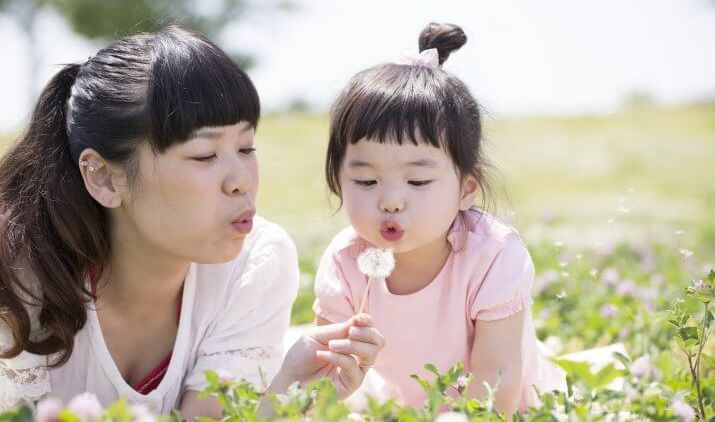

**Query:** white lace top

left=0, top=216, right=300, bottom=414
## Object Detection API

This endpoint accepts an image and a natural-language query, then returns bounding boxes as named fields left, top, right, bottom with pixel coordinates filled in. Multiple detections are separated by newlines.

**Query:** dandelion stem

left=358, top=277, right=373, bottom=314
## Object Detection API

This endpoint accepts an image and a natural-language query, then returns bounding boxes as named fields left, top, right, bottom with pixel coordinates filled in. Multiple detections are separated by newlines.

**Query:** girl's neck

left=96, top=215, right=189, bottom=313
left=387, top=234, right=451, bottom=296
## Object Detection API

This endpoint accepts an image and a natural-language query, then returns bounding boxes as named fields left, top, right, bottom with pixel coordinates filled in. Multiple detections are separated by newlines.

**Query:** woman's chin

left=194, top=239, right=246, bottom=264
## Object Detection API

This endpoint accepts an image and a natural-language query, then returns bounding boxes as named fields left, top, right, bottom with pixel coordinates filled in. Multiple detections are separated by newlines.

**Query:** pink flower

left=601, top=268, right=620, bottom=286
left=670, top=400, right=695, bottom=422
left=600, top=304, right=618, bottom=317
left=616, top=279, right=636, bottom=297
left=631, top=355, right=660, bottom=380
left=534, top=269, right=559, bottom=293
left=67, top=393, right=103, bottom=422
left=35, top=397, right=63, bottom=422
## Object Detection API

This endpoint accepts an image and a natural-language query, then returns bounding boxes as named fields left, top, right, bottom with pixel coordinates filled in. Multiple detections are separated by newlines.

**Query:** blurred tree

left=0, top=0, right=291, bottom=97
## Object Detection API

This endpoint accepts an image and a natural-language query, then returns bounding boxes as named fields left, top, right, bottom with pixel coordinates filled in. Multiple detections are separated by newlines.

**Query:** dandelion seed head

left=357, top=248, right=395, bottom=278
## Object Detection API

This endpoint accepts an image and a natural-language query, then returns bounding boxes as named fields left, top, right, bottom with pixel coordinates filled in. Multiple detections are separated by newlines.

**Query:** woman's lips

left=231, top=209, right=256, bottom=234
left=231, top=219, right=253, bottom=234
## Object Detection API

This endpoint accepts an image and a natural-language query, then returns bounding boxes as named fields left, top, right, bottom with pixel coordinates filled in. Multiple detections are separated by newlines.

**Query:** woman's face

left=116, top=121, right=259, bottom=264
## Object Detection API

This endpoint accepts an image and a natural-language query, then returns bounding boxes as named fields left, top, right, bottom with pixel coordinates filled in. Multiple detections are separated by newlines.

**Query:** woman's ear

left=459, top=173, right=480, bottom=211
left=78, top=149, right=124, bottom=208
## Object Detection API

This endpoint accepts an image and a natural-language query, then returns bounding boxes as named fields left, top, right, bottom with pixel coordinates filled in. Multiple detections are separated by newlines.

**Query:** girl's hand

left=276, top=313, right=384, bottom=399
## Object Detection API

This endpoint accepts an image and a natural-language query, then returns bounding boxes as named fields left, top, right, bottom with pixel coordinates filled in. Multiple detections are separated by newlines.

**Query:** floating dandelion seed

left=679, top=249, right=694, bottom=258
left=356, top=248, right=395, bottom=314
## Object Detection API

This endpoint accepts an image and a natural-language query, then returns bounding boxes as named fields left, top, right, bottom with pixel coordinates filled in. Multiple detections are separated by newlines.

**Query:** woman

left=0, top=25, right=383, bottom=419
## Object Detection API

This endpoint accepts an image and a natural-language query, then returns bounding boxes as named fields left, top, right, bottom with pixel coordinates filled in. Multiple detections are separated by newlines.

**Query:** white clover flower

left=456, top=374, right=470, bottom=389
left=357, top=248, right=395, bottom=279
left=67, top=393, right=103, bottom=422
left=347, top=413, right=365, bottom=421
left=670, top=400, right=695, bottom=422
left=35, top=397, right=63, bottom=422
left=435, top=412, right=469, bottom=422
left=216, top=369, right=235, bottom=383
left=130, top=404, right=157, bottom=422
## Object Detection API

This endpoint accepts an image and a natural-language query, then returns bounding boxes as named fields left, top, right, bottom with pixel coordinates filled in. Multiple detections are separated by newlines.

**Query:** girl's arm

left=469, top=309, right=525, bottom=419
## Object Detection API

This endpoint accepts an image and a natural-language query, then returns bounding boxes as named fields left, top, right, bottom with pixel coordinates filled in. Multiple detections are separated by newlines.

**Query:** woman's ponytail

left=0, top=63, right=108, bottom=366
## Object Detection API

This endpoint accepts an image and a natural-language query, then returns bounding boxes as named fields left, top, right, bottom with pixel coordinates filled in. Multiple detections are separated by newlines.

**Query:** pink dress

left=313, top=208, right=566, bottom=411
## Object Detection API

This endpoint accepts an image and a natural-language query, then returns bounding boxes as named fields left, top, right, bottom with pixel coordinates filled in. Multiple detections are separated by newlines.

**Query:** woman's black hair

left=0, top=25, right=259, bottom=366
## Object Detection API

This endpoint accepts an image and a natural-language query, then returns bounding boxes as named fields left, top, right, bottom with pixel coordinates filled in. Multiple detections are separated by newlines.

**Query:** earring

left=80, top=160, right=96, bottom=172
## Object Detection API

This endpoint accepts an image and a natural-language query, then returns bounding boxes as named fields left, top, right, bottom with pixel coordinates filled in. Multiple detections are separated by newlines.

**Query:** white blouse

left=0, top=216, right=300, bottom=414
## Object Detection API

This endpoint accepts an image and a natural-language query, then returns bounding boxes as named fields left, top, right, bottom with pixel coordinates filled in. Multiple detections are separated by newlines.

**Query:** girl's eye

left=408, top=180, right=432, bottom=187
left=354, top=180, right=377, bottom=187
left=193, top=154, right=217, bottom=162
left=240, top=147, right=256, bottom=155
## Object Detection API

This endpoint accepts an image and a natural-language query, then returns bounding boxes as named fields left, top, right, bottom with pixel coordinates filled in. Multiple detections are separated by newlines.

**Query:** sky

left=1, top=0, right=714, bottom=132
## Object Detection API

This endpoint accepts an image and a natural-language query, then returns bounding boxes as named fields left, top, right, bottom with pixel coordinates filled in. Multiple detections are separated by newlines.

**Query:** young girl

left=0, top=26, right=383, bottom=417
left=313, top=23, right=566, bottom=415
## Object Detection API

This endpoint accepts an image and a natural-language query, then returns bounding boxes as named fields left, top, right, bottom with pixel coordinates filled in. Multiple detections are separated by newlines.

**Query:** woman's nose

left=223, top=160, right=253, bottom=195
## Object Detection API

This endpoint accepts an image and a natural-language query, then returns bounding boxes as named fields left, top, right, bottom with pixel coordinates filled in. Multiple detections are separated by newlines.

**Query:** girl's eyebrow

left=348, top=159, right=373, bottom=168
left=406, top=159, right=439, bottom=168
left=348, top=158, right=439, bottom=168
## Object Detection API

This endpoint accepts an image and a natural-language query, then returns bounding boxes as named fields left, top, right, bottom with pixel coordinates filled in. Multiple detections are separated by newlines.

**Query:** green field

left=2, top=103, right=714, bottom=419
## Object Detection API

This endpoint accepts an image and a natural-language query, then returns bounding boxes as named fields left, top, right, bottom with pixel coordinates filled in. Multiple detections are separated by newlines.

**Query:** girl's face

left=113, top=121, right=259, bottom=264
left=339, top=139, right=477, bottom=255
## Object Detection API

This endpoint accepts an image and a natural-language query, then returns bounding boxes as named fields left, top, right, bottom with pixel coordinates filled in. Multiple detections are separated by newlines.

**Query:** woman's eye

left=354, top=180, right=377, bottom=187
left=192, top=154, right=217, bottom=162
left=240, top=147, right=256, bottom=155
left=408, top=180, right=432, bottom=187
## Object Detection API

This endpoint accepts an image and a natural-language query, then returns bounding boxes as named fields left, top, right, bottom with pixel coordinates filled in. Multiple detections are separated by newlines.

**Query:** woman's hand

left=275, top=313, right=384, bottom=399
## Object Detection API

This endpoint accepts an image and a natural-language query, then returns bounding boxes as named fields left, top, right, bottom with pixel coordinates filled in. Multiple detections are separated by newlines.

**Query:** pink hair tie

left=398, top=48, right=439, bottom=69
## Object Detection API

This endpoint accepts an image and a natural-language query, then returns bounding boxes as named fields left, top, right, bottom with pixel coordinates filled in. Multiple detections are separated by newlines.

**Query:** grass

left=2, top=103, right=714, bottom=323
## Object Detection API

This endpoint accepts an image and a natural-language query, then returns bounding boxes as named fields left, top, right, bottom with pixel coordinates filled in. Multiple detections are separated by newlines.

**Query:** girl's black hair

left=326, top=22, right=493, bottom=209
left=0, top=25, right=259, bottom=366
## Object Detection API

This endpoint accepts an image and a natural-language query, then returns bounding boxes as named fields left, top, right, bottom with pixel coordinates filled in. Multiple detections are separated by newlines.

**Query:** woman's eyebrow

left=188, top=129, right=223, bottom=140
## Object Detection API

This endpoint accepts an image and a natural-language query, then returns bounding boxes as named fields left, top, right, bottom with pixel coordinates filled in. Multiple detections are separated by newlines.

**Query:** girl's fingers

left=307, top=321, right=350, bottom=344
left=316, top=350, right=363, bottom=380
left=348, top=326, right=385, bottom=349
left=328, top=339, right=379, bottom=367
left=349, top=313, right=374, bottom=328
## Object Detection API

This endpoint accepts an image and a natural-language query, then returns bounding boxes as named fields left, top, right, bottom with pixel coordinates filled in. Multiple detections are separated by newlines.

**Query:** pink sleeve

left=312, top=247, right=357, bottom=323
left=469, top=234, right=535, bottom=321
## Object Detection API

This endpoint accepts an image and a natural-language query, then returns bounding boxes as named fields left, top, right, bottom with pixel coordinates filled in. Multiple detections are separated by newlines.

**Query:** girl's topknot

left=418, top=22, right=467, bottom=66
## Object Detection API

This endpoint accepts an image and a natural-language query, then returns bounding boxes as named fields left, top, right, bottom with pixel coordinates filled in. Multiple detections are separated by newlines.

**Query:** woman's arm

left=178, top=391, right=224, bottom=421
left=469, top=310, right=525, bottom=419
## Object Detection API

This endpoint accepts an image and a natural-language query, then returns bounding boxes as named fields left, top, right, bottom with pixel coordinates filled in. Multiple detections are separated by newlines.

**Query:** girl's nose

left=379, top=196, right=404, bottom=213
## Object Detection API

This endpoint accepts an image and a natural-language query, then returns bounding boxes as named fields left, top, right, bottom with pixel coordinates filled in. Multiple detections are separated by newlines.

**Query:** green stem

left=693, top=302, right=709, bottom=420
